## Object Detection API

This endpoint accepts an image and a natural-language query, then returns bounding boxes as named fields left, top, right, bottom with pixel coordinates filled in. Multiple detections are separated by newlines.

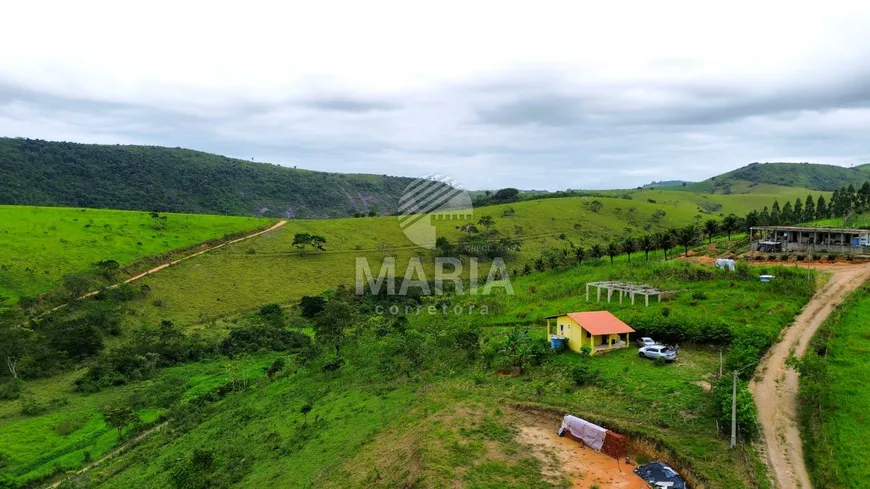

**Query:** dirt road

left=751, top=263, right=870, bottom=489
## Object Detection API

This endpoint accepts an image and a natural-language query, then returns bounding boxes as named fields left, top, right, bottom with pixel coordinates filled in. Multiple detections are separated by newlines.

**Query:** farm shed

left=750, top=225, right=870, bottom=254
left=546, top=311, right=635, bottom=355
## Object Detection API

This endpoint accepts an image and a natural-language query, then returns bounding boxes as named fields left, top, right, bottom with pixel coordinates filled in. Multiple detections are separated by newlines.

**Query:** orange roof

left=563, top=311, right=635, bottom=335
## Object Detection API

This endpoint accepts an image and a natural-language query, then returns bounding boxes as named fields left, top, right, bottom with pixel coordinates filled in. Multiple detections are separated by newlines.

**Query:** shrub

left=754, top=255, right=765, bottom=261
left=712, top=376, right=759, bottom=439
left=0, top=379, right=22, bottom=401
left=322, top=356, right=345, bottom=372
left=219, top=324, right=311, bottom=358
left=691, top=291, right=708, bottom=301
left=795, top=254, right=806, bottom=261
left=780, top=254, right=789, bottom=262
left=569, top=361, right=600, bottom=386
left=661, top=307, right=671, bottom=317
left=827, top=254, right=837, bottom=262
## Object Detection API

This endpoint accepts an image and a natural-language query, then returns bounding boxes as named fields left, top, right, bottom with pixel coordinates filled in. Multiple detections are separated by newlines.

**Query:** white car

left=638, top=345, right=677, bottom=362
left=636, top=337, right=656, bottom=348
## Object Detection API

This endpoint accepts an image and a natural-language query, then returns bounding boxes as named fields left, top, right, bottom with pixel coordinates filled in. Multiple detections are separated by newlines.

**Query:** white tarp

left=715, top=258, right=736, bottom=271
left=559, top=415, right=607, bottom=451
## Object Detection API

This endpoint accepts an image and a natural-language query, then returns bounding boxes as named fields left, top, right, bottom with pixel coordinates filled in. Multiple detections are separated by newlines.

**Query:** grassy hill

left=678, top=162, right=870, bottom=194
left=116, top=192, right=793, bottom=327
left=0, top=138, right=423, bottom=218
left=0, top=260, right=815, bottom=489
left=0, top=206, right=273, bottom=308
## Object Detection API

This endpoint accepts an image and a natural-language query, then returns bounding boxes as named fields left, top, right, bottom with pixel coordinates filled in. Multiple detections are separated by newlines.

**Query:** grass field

left=0, top=206, right=273, bottom=307
left=0, top=354, right=281, bottom=485
left=799, top=283, right=870, bottom=489
left=1, top=259, right=816, bottom=488
left=121, top=193, right=795, bottom=327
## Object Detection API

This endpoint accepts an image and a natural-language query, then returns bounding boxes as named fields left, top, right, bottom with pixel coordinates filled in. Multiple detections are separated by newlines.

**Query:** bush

left=827, top=254, right=838, bottom=262
left=691, top=291, right=707, bottom=301
left=299, top=296, right=326, bottom=318
left=780, top=254, right=789, bottom=262
left=754, top=255, right=765, bottom=261
left=712, top=376, right=759, bottom=440
left=569, top=361, right=600, bottom=386
left=0, top=379, right=22, bottom=401
left=219, top=324, right=311, bottom=358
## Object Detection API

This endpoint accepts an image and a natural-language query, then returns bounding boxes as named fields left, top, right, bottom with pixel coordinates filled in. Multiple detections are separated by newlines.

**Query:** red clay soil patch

left=515, top=415, right=647, bottom=489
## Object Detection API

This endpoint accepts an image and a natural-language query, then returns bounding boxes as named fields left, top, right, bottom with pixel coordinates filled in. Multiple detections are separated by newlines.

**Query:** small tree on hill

left=677, top=225, right=699, bottom=257
left=0, top=311, right=34, bottom=379
left=574, top=246, right=586, bottom=266
left=703, top=219, right=719, bottom=244
left=606, top=242, right=619, bottom=264
left=313, top=299, right=358, bottom=355
left=657, top=231, right=674, bottom=260
left=477, top=215, right=494, bottom=230
left=103, top=405, right=138, bottom=437
left=590, top=244, right=604, bottom=261
left=622, top=236, right=636, bottom=263
left=93, top=259, right=121, bottom=279
left=722, top=214, right=739, bottom=241
left=639, top=234, right=654, bottom=261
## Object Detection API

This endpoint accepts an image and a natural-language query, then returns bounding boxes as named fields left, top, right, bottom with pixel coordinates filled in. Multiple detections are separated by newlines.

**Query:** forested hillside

left=0, top=138, right=416, bottom=218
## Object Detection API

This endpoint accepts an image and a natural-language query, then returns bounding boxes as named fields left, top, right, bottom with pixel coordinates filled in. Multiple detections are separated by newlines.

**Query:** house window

left=559, top=325, right=564, bottom=334
left=586, top=331, right=592, bottom=339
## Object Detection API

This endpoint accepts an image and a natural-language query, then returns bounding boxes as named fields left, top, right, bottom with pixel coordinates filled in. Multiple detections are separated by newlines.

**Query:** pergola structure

left=585, top=281, right=664, bottom=307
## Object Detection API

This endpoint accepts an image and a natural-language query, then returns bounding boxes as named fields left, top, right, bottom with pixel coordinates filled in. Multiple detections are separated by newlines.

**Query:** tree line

left=744, top=182, right=870, bottom=228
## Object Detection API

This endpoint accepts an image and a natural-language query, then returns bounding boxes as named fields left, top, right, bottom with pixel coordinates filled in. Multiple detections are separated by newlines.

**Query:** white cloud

left=1, top=0, right=870, bottom=189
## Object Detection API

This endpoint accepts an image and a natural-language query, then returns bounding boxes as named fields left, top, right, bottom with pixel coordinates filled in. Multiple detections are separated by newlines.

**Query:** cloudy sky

left=1, top=1, right=869, bottom=190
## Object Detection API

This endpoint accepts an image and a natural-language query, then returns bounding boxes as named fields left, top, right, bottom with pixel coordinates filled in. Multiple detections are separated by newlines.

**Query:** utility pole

left=731, top=370, right=738, bottom=449
left=719, top=349, right=723, bottom=379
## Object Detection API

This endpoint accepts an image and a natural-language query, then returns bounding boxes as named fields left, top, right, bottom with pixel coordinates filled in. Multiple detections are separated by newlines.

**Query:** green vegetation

left=0, top=205, right=272, bottom=308
left=797, top=283, right=870, bottom=489
left=0, top=138, right=424, bottom=218
left=684, top=162, right=870, bottom=193
left=0, top=257, right=815, bottom=488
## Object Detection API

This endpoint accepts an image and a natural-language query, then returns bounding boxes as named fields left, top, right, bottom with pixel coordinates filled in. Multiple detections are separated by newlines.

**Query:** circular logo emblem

left=398, top=175, right=473, bottom=250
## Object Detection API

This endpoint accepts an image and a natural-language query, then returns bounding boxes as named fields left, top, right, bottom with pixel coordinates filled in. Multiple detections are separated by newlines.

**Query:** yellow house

left=546, top=311, right=635, bottom=354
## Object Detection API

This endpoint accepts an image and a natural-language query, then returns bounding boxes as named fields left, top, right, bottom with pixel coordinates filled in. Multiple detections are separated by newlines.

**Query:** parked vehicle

left=636, top=337, right=656, bottom=348
left=638, top=345, right=677, bottom=362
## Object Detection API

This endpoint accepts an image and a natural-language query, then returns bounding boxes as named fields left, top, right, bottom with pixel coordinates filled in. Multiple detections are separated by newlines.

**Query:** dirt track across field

left=751, top=263, right=870, bottom=489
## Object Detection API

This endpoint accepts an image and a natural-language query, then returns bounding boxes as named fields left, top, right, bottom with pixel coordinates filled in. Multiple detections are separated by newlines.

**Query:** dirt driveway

left=751, top=263, right=870, bottom=489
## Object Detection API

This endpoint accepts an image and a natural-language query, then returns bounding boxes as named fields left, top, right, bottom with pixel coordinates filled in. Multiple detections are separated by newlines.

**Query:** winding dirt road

left=751, top=263, right=870, bottom=489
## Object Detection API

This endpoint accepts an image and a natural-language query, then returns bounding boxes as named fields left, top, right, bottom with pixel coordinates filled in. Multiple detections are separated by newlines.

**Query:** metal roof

left=545, top=311, right=636, bottom=335
left=750, top=226, right=868, bottom=233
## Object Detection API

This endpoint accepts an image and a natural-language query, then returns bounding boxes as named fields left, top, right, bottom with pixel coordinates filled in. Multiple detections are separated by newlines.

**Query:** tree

left=574, top=246, right=586, bottom=266
left=299, top=296, right=326, bottom=318
left=457, top=224, right=479, bottom=235
left=292, top=233, right=312, bottom=253
left=703, top=219, right=719, bottom=244
left=0, top=325, right=33, bottom=379
left=677, top=225, right=698, bottom=257
left=804, top=195, right=816, bottom=222
left=781, top=201, right=793, bottom=225
left=313, top=299, right=358, bottom=355
left=93, top=259, right=121, bottom=279
left=744, top=210, right=759, bottom=233
left=770, top=200, right=781, bottom=225
left=657, top=231, right=674, bottom=260
left=760, top=206, right=771, bottom=225
left=63, top=273, right=94, bottom=299
left=638, top=234, right=654, bottom=261
left=622, top=236, right=636, bottom=263
left=103, top=405, right=138, bottom=436
left=590, top=244, right=604, bottom=260
left=816, top=195, right=827, bottom=220
left=477, top=215, right=494, bottom=230
left=310, top=235, right=327, bottom=253
left=606, top=242, right=619, bottom=264
left=492, top=188, right=520, bottom=203
left=793, top=198, right=803, bottom=223
left=722, top=214, right=739, bottom=241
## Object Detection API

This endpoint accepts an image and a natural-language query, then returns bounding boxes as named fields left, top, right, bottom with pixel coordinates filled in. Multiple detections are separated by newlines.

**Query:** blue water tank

left=550, top=336, right=567, bottom=351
